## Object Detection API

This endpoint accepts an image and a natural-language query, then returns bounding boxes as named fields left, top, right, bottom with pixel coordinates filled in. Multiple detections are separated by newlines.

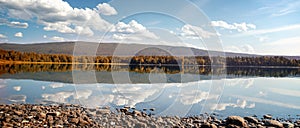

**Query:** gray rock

left=226, top=116, right=248, bottom=127
left=156, top=117, right=163, bottom=123
left=39, top=112, right=46, bottom=118
left=263, top=114, right=272, bottom=119
left=201, top=122, right=217, bottom=128
left=96, top=109, right=110, bottom=115
left=282, top=122, right=294, bottom=128
left=133, top=110, right=142, bottom=116
left=134, top=122, right=147, bottom=128
left=226, top=124, right=240, bottom=128
left=70, top=117, right=79, bottom=124
left=193, top=120, right=203, bottom=124
left=264, top=120, right=283, bottom=128
left=3, top=122, right=14, bottom=127
left=244, top=116, right=259, bottom=124
left=79, top=117, right=89, bottom=126
left=14, top=110, right=23, bottom=115
left=296, top=120, right=300, bottom=124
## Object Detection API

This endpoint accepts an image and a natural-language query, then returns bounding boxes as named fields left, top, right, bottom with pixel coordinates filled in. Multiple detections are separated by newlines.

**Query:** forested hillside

left=1, top=49, right=299, bottom=66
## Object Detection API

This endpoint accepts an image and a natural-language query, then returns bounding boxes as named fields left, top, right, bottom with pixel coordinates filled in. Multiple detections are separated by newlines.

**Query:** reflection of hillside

left=0, top=64, right=299, bottom=83
left=0, top=64, right=216, bottom=75
left=0, top=64, right=72, bottom=75
left=227, top=67, right=300, bottom=77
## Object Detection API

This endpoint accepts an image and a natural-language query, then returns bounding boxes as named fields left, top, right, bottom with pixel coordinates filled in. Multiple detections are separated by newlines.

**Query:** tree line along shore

left=1, top=49, right=300, bottom=67
left=1, top=63, right=300, bottom=78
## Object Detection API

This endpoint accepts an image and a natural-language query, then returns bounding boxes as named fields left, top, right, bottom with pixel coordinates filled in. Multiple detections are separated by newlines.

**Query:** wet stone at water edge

left=1, top=104, right=300, bottom=127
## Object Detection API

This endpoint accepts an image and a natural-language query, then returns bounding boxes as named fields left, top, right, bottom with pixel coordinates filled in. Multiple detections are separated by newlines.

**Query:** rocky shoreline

left=0, top=104, right=299, bottom=128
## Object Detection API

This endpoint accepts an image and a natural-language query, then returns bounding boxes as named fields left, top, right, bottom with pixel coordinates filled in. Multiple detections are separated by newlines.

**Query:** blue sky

left=0, top=0, right=300, bottom=55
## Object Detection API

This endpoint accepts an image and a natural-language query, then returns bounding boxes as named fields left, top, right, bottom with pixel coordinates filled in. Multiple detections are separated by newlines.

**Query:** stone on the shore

left=70, top=117, right=79, bottom=124
left=1, top=104, right=300, bottom=128
left=264, top=119, right=283, bottom=128
left=282, top=122, right=294, bottom=128
left=14, top=110, right=23, bottom=115
left=193, top=120, right=204, bottom=124
left=96, top=109, right=110, bottom=114
left=79, top=117, right=89, bottom=126
left=201, top=122, right=217, bottom=128
left=226, top=116, right=248, bottom=127
left=156, top=117, right=163, bottom=123
left=263, top=114, right=272, bottom=119
left=296, top=120, right=300, bottom=124
left=150, top=108, right=155, bottom=111
left=3, top=122, right=13, bottom=127
left=133, top=110, right=142, bottom=116
left=244, top=116, right=259, bottom=124
left=39, top=112, right=46, bottom=118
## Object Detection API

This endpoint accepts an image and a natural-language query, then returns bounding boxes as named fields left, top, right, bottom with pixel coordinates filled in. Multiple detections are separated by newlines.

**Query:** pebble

left=14, top=110, right=23, bottom=115
left=264, top=119, right=283, bottom=128
left=263, top=114, right=272, bottom=119
left=96, top=108, right=110, bottom=114
left=244, top=116, right=259, bottom=124
left=1, top=104, right=299, bottom=128
left=226, top=116, right=248, bottom=127
left=70, top=117, right=79, bottom=124
left=282, top=122, right=294, bottom=128
left=201, top=122, right=217, bottom=128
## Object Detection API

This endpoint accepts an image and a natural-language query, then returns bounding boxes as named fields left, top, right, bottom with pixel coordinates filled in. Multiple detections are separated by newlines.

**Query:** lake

left=0, top=64, right=300, bottom=118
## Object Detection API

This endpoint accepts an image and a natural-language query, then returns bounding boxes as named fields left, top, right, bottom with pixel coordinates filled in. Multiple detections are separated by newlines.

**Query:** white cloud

left=49, top=83, right=64, bottom=88
left=258, top=36, right=269, bottom=42
left=0, top=34, right=7, bottom=38
left=74, top=89, right=92, bottom=99
left=211, top=99, right=255, bottom=111
left=0, top=80, right=6, bottom=89
left=180, top=24, right=216, bottom=39
left=111, top=20, right=159, bottom=41
left=233, top=95, right=300, bottom=109
left=9, top=21, right=28, bottom=28
left=14, top=32, right=23, bottom=37
left=226, top=78, right=254, bottom=88
left=0, top=0, right=116, bottom=36
left=256, top=1, right=300, bottom=17
left=211, top=20, right=256, bottom=32
left=225, top=44, right=255, bottom=54
left=42, top=89, right=92, bottom=103
left=42, top=92, right=73, bottom=103
left=8, top=95, right=26, bottom=102
left=0, top=85, right=6, bottom=89
left=270, top=87, right=300, bottom=97
left=262, top=36, right=300, bottom=55
left=13, top=86, right=21, bottom=91
left=235, top=24, right=300, bottom=37
left=43, top=35, right=47, bottom=38
left=75, top=26, right=94, bottom=37
left=96, top=3, right=117, bottom=16
left=178, top=90, right=210, bottom=105
left=50, top=36, right=65, bottom=41
left=0, top=18, right=28, bottom=28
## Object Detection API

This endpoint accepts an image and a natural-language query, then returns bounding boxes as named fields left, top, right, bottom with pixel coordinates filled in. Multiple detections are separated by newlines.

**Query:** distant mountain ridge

left=0, top=42, right=299, bottom=59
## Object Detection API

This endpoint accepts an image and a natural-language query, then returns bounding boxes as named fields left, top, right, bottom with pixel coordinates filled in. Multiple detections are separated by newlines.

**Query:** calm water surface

left=0, top=64, right=300, bottom=118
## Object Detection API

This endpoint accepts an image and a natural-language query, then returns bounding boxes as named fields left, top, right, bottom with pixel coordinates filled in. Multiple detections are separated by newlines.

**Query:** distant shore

left=0, top=60, right=128, bottom=65
left=0, top=104, right=298, bottom=127
left=1, top=61, right=300, bottom=69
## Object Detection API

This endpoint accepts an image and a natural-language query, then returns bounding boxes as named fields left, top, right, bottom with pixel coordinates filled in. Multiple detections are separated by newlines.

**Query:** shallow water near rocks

left=0, top=64, right=300, bottom=119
